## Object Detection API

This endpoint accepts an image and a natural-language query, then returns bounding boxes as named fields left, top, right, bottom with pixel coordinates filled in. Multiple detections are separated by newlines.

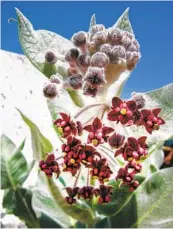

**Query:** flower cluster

left=39, top=96, right=165, bottom=204
left=107, top=96, right=165, bottom=133
left=65, top=185, right=113, bottom=204
left=62, top=24, right=141, bottom=97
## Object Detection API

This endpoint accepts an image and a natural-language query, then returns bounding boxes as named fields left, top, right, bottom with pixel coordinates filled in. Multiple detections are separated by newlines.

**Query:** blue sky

left=1, top=1, right=173, bottom=98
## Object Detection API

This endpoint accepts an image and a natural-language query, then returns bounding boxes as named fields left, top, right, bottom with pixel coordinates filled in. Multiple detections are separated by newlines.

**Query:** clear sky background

left=1, top=1, right=173, bottom=98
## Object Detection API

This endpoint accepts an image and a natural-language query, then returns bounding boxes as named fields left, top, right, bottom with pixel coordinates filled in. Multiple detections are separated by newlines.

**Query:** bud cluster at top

left=39, top=95, right=165, bottom=205
left=62, top=24, right=141, bottom=97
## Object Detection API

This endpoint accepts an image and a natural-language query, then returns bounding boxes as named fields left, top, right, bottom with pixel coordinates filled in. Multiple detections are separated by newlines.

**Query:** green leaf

left=3, top=189, right=15, bottom=214
left=1, top=136, right=28, bottom=189
left=103, top=168, right=173, bottom=228
left=0, top=134, right=16, bottom=159
left=38, top=213, right=62, bottom=228
left=141, top=147, right=164, bottom=176
left=93, top=180, right=133, bottom=216
left=17, top=109, right=53, bottom=161
left=32, top=175, right=71, bottom=228
left=129, top=84, right=173, bottom=145
left=15, top=8, right=72, bottom=78
left=46, top=177, right=95, bottom=226
left=89, top=14, right=96, bottom=32
left=13, top=188, right=40, bottom=228
left=106, top=70, right=131, bottom=103
left=113, top=7, right=134, bottom=34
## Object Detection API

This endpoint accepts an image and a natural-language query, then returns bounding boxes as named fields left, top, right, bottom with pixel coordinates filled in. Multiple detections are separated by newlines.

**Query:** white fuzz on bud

left=90, top=52, right=109, bottom=68
left=43, top=82, right=58, bottom=98
left=45, top=51, right=58, bottom=64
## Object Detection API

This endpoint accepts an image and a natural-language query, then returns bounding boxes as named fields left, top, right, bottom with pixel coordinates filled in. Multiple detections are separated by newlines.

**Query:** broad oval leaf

left=46, top=177, right=95, bottom=226
left=32, top=174, right=71, bottom=228
left=13, top=188, right=40, bottom=228
left=1, top=136, right=28, bottom=189
left=113, top=7, right=134, bottom=34
left=93, top=180, right=133, bottom=216
left=98, top=168, right=173, bottom=228
left=17, top=109, right=53, bottom=161
left=15, top=8, right=72, bottom=78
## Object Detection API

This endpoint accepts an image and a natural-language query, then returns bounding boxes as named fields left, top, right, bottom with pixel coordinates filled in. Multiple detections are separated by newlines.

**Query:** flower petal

left=46, top=154, right=55, bottom=163
left=141, top=109, right=151, bottom=118
left=152, top=108, right=162, bottom=117
left=127, top=137, right=138, bottom=150
left=126, top=100, right=137, bottom=112
left=112, top=97, right=122, bottom=108
left=84, top=125, right=92, bottom=132
left=102, top=126, right=114, bottom=135
left=92, top=117, right=102, bottom=132
left=107, top=110, right=119, bottom=121
left=60, top=112, right=70, bottom=122
left=138, top=136, right=147, bottom=147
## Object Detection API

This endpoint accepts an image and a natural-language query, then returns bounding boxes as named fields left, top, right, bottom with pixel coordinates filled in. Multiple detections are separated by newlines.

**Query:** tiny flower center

left=57, top=127, right=63, bottom=134
left=92, top=139, right=99, bottom=146
left=153, top=124, right=160, bottom=130
left=120, top=108, right=127, bottom=115
left=70, top=159, right=75, bottom=164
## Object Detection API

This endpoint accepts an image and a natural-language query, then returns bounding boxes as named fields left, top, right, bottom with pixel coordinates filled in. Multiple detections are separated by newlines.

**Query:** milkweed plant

left=1, top=7, right=173, bottom=228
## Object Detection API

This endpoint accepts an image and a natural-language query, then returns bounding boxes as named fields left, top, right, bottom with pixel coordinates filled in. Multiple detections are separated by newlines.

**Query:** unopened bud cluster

left=39, top=96, right=165, bottom=204
left=62, top=24, right=141, bottom=97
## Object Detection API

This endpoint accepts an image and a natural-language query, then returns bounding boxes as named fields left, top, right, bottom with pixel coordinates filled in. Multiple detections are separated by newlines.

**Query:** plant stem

left=73, top=168, right=81, bottom=188
left=74, top=104, right=105, bottom=119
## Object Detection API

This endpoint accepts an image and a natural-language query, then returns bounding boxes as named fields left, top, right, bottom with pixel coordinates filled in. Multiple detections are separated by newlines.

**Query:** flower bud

left=122, top=31, right=134, bottom=40
left=88, top=41, right=98, bottom=54
left=84, top=67, right=106, bottom=88
left=77, top=54, right=90, bottom=68
left=127, top=43, right=138, bottom=52
left=127, top=52, right=141, bottom=70
left=133, top=39, right=140, bottom=50
left=121, top=35, right=132, bottom=49
left=132, top=93, right=146, bottom=109
left=126, top=51, right=133, bottom=60
left=72, top=31, right=87, bottom=47
left=83, top=84, right=99, bottom=97
left=45, top=51, right=58, bottom=64
left=43, top=82, right=58, bottom=98
left=69, top=74, right=83, bottom=90
left=108, top=132, right=125, bottom=148
left=90, top=52, right=109, bottom=68
left=50, top=74, right=62, bottom=84
left=67, top=67, right=78, bottom=76
left=91, top=24, right=105, bottom=35
left=99, top=43, right=112, bottom=56
left=110, top=45, right=126, bottom=63
left=65, top=48, right=79, bottom=63
left=92, top=31, right=108, bottom=45
left=108, top=28, right=123, bottom=45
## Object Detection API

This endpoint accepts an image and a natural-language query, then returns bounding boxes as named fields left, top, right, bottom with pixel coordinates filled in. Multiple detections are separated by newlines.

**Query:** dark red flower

left=108, top=132, right=125, bottom=148
left=115, top=136, right=148, bottom=161
left=93, top=185, right=113, bottom=204
left=62, top=136, right=81, bottom=176
left=141, top=108, right=165, bottom=134
left=116, top=166, right=139, bottom=191
left=83, top=84, right=99, bottom=97
left=65, top=187, right=79, bottom=204
left=54, top=113, right=78, bottom=138
left=90, top=158, right=113, bottom=183
left=107, top=97, right=137, bottom=125
left=77, top=144, right=101, bottom=166
left=84, top=117, right=114, bottom=147
left=78, top=186, right=94, bottom=200
left=39, top=154, right=60, bottom=178
left=126, top=159, right=142, bottom=173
